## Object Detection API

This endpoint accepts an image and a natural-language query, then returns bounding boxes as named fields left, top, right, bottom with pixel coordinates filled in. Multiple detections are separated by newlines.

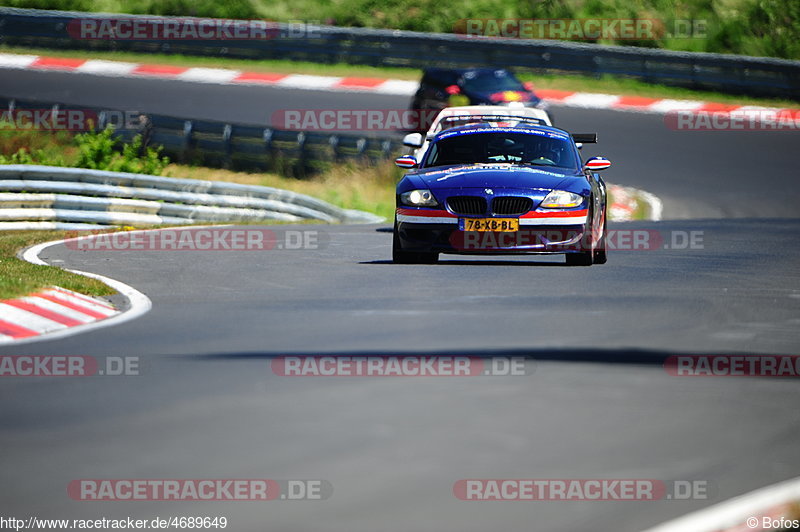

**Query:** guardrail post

left=296, top=131, right=307, bottom=176
left=182, top=120, right=193, bottom=163
left=222, top=124, right=232, bottom=169
left=262, top=128, right=274, bottom=171
left=97, top=110, right=108, bottom=131
left=139, top=114, right=153, bottom=152
left=380, top=140, right=393, bottom=159
left=329, top=135, right=340, bottom=160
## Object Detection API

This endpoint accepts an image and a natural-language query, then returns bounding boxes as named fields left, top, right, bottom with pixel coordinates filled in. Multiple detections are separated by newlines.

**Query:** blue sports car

left=393, top=117, right=611, bottom=265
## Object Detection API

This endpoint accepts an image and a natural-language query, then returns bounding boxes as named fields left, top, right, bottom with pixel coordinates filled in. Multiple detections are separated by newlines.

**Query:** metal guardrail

left=0, top=97, right=402, bottom=176
left=1, top=7, right=799, bottom=98
left=0, top=165, right=384, bottom=229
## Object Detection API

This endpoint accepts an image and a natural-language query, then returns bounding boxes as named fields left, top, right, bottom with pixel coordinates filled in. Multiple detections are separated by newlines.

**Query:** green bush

left=75, top=126, right=169, bottom=174
left=707, top=0, right=800, bottom=58
left=0, top=124, right=169, bottom=175
left=0, top=148, right=42, bottom=165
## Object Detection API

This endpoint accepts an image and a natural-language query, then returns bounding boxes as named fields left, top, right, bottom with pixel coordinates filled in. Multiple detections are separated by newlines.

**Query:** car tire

left=566, top=206, right=595, bottom=266
left=565, top=251, right=593, bottom=266
left=593, top=211, right=608, bottom=265
left=393, top=222, right=439, bottom=264
left=394, top=251, right=439, bottom=264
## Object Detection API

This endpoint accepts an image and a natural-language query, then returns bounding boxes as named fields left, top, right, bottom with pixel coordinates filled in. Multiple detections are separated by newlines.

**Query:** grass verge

left=0, top=230, right=115, bottom=300
left=1, top=44, right=798, bottom=109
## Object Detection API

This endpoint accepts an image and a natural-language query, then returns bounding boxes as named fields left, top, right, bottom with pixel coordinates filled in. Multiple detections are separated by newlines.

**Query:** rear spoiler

left=572, top=133, right=598, bottom=143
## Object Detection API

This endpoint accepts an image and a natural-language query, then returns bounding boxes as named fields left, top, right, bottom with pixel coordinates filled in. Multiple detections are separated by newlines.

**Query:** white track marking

left=647, top=99, right=706, bottom=113
left=0, top=53, right=38, bottom=68
left=372, top=79, right=419, bottom=95
left=77, top=60, right=138, bottom=76
left=562, top=92, right=621, bottom=109
left=276, top=74, right=343, bottom=89
left=178, top=67, right=241, bottom=84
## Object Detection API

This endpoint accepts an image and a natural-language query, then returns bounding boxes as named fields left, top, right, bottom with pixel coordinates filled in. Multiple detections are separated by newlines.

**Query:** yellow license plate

left=461, top=218, right=519, bottom=232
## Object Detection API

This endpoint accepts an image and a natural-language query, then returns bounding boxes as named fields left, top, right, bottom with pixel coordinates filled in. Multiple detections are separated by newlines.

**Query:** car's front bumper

left=395, top=208, right=592, bottom=255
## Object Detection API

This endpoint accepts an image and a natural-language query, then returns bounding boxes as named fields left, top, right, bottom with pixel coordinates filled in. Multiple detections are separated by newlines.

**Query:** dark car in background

left=409, top=68, right=551, bottom=129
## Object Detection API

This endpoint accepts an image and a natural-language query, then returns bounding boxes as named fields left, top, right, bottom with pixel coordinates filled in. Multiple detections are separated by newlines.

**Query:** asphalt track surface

left=1, top=68, right=799, bottom=532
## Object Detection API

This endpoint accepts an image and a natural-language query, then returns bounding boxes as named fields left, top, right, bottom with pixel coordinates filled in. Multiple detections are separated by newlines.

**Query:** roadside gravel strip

left=1, top=52, right=798, bottom=116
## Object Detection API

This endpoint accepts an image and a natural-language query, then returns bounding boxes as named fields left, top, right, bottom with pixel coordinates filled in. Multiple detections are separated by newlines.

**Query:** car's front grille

left=492, top=197, right=533, bottom=216
left=447, top=196, right=487, bottom=216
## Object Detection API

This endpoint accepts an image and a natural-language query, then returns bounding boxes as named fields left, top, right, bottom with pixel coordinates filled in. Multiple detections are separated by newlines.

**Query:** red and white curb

left=1, top=52, right=797, bottom=116
left=0, top=236, right=152, bottom=345
left=534, top=88, right=800, bottom=116
left=642, top=475, right=800, bottom=532
left=0, top=53, right=420, bottom=95
left=608, top=184, right=663, bottom=222
left=0, top=286, right=118, bottom=342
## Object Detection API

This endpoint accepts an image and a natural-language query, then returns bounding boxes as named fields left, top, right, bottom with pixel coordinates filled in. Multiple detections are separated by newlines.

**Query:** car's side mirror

left=584, top=156, right=611, bottom=171
left=395, top=155, right=419, bottom=169
left=575, top=142, right=583, bottom=150
left=403, top=133, right=423, bottom=148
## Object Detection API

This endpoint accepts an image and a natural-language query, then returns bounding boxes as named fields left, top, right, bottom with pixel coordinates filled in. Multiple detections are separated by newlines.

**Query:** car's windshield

left=460, top=70, right=525, bottom=92
left=423, top=130, right=579, bottom=169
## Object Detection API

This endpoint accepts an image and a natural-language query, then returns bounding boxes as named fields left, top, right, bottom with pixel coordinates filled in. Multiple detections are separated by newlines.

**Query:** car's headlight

left=540, top=190, right=584, bottom=209
left=400, top=189, right=438, bottom=207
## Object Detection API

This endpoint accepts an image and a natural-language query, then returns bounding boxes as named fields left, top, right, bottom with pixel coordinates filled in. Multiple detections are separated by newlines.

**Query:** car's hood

left=409, top=164, right=582, bottom=192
